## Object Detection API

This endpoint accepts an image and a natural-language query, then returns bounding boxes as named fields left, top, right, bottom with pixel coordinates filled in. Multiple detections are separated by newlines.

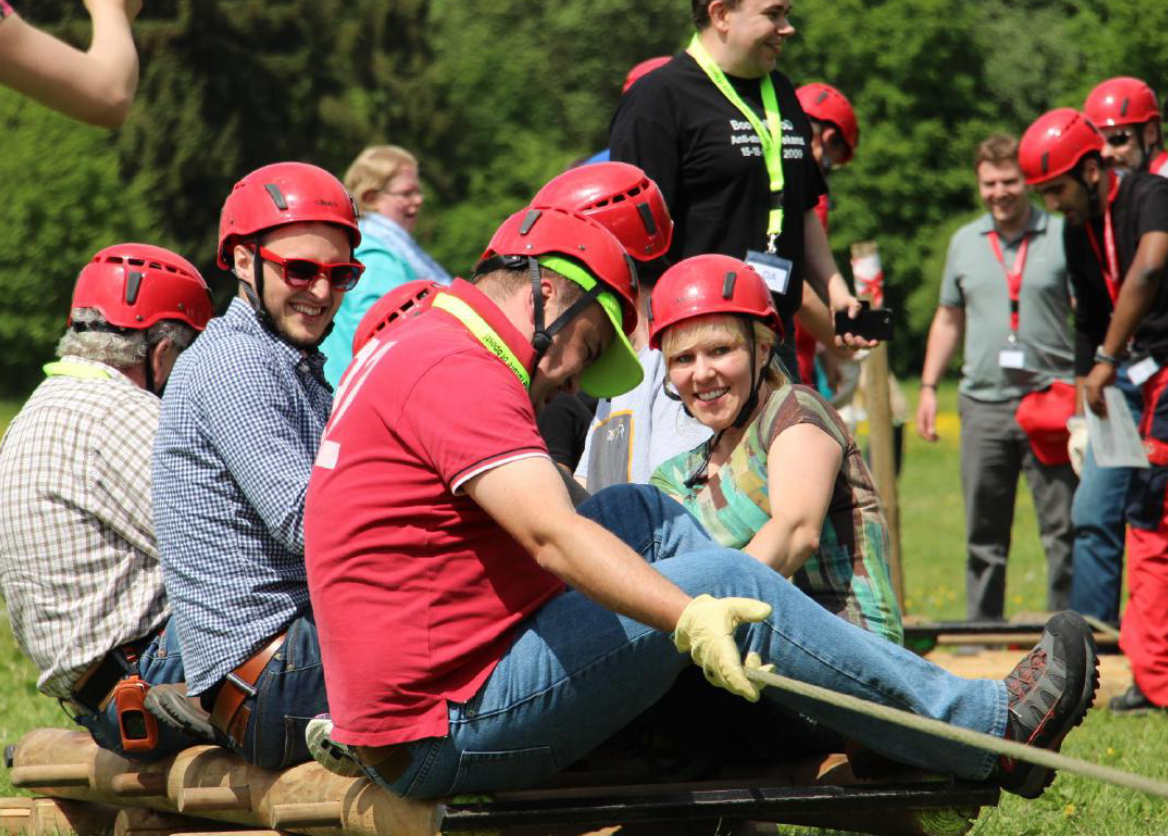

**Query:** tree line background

left=3, top=0, right=1168, bottom=397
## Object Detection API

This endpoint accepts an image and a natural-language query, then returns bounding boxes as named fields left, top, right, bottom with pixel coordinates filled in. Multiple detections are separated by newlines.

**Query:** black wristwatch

left=1094, top=346, right=1123, bottom=366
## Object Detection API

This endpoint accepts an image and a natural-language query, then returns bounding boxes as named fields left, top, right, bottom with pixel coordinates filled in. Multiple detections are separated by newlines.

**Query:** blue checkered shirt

left=153, top=298, right=333, bottom=694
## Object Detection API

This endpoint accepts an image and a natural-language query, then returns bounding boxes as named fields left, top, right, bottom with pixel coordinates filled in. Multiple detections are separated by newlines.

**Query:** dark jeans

left=210, top=612, right=329, bottom=770
left=71, top=621, right=202, bottom=762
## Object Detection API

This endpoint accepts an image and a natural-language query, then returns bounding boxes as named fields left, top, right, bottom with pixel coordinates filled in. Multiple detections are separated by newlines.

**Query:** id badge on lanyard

left=988, top=230, right=1030, bottom=370
left=687, top=35, right=785, bottom=250
left=745, top=250, right=794, bottom=295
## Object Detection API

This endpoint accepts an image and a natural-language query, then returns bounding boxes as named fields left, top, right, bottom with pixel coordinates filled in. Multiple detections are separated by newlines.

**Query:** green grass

left=897, top=379, right=1050, bottom=621
left=1, top=389, right=1166, bottom=835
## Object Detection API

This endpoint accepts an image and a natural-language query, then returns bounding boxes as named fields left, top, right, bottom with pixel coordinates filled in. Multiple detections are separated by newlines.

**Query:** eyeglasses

left=1105, top=130, right=1135, bottom=147
left=383, top=186, right=424, bottom=201
left=255, top=245, right=364, bottom=291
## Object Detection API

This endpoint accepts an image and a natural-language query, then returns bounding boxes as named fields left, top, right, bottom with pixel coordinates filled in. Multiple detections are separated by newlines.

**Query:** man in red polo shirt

left=304, top=203, right=1097, bottom=801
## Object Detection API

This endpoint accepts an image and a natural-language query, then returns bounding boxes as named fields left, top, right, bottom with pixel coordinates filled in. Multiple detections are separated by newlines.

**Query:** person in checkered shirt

left=0, top=242, right=212, bottom=760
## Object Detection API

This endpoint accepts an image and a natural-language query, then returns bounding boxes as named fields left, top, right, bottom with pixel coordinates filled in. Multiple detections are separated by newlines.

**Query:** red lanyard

left=1085, top=172, right=1122, bottom=305
left=987, top=230, right=1030, bottom=332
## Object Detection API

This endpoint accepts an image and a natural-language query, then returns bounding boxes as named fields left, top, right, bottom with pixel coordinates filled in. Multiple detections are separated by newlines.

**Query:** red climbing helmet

left=1019, top=108, right=1105, bottom=185
left=217, top=162, right=361, bottom=269
left=351, top=280, right=443, bottom=354
left=797, top=82, right=860, bottom=163
left=648, top=254, right=782, bottom=350
left=531, top=162, right=673, bottom=261
left=1084, top=77, right=1160, bottom=128
left=71, top=243, right=214, bottom=331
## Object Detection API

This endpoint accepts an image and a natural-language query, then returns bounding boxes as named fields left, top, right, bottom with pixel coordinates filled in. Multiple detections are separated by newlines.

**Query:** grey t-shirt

left=576, top=347, right=711, bottom=490
left=939, top=208, right=1074, bottom=402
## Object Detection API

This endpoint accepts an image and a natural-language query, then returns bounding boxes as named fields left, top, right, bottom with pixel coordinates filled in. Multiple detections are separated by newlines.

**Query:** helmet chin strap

left=526, top=256, right=603, bottom=374
left=239, top=236, right=334, bottom=352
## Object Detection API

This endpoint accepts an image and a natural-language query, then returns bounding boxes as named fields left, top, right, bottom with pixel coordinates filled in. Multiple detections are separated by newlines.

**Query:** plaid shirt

left=0, top=358, right=168, bottom=698
left=154, top=298, right=333, bottom=694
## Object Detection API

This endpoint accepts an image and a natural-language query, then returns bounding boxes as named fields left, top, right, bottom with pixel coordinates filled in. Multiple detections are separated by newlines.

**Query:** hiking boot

left=305, top=714, right=362, bottom=777
left=996, top=611, right=1099, bottom=799
left=1109, top=683, right=1165, bottom=715
left=144, top=683, right=216, bottom=742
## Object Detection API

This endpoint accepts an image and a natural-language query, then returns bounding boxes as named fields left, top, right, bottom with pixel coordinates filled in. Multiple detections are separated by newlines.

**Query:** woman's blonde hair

left=660, top=314, right=786, bottom=386
left=343, top=145, right=418, bottom=212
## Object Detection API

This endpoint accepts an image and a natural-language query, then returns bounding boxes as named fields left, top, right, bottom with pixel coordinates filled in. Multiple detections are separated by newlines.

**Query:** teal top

left=651, top=383, right=903, bottom=644
left=321, top=234, right=419, bottom=388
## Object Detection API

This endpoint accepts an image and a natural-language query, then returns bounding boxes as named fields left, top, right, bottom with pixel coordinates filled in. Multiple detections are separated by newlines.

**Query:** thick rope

left=744, top=667, right=1168, bottom=800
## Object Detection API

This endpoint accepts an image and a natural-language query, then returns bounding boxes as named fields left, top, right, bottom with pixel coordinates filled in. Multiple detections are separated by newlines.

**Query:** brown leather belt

left=210, top=633, right=285, bottom=745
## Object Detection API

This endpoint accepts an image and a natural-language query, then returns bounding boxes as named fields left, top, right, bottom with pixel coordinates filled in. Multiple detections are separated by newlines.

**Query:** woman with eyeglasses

left=648, top=254, right=902, bottom=645
left=321, top=145, right=451, bottom=386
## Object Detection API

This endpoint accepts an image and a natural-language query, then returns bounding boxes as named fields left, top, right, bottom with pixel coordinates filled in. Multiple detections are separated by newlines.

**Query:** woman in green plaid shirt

left=649, top=254, right=902, bottom=645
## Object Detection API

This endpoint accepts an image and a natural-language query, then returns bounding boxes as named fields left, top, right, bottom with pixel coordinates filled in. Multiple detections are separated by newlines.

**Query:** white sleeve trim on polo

left=451, top=451, right=552, bottom=495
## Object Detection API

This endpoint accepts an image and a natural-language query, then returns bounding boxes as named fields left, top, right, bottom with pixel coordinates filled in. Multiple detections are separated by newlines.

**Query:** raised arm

left=0, top=0, right=142, bottom=128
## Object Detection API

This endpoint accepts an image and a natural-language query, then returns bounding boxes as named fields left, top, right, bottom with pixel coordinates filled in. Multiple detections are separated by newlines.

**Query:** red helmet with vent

left=351, top=280, right=443, bottom=355
left=648, top=254, right=782, bottom=350
left=1084, top=77, right=1160, bottom=128
left=71, top=243, right=214, bottom=331
left=797, top=82, right=860, bottom=163
left=217, top=162, right=361, bottom=269
left=1019, top=108, right=1105, bottom=185
left=531, top=162, right=673, bottom=261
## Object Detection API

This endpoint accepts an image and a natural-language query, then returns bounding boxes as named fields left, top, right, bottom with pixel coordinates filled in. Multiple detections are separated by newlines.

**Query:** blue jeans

left=72, top=621, right=202, bottom=762
left=211, top=611, right=329, bottom=770
left=360, top=485, right=1007, bottom=799
left=1071, top=366, right=1143, bottom=624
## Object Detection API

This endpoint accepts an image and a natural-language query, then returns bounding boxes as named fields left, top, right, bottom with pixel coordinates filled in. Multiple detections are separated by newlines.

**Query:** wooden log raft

left=6, top=727, right=997, bottom=836
left=0, top=797, right=118, bottom=836
left=8, top=728, right=439, bottom=836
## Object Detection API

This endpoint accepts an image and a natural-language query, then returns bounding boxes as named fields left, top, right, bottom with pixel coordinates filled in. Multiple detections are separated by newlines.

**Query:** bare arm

left=1085, top=231, right=1168, bottom=415
left=743, top=423, right=842, bottom=576
left=0, top=0, right=142, bottom=128
left=915, top=305, right=964, bottom=441
left=803, top=209, right=870, bottom=348
left=464, top=456, right=691, bottom=632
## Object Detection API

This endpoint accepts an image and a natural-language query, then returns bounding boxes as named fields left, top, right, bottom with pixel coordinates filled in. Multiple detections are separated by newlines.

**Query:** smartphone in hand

left=834, top=301, right=893, bottom=341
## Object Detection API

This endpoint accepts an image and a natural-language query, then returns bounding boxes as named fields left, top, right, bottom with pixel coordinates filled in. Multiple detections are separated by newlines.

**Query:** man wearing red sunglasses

left=149, top=162, right=364, bottom=768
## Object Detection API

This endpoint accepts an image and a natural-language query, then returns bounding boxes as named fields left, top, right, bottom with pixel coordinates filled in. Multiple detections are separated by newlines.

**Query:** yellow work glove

left=672, top=594, right=773, bottom=702
left=1067, top=416, right=1088, bottom=476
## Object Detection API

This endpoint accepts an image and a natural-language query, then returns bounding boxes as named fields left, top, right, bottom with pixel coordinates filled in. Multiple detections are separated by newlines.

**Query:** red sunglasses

left=255, top=245, right=365, bottom=291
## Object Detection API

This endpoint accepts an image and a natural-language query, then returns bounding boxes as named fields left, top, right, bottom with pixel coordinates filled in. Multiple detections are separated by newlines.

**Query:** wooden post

left=850, top=241, right=906, bottom=613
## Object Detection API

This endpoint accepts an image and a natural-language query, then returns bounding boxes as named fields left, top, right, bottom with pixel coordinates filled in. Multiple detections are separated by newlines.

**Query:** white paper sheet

left=1086, top=386, right=1149, bottom=468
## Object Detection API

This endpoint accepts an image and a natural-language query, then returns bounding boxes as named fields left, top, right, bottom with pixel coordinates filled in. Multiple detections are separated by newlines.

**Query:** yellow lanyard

left=43, top=361, right=113, bottom=380
left=432, top=293, right=531, bottom=388
left=687, top=34, right=785, bottom=242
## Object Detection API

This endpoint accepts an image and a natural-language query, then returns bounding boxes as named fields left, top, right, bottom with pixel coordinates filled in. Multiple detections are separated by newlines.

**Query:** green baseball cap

left=539, top=255, right=643, bottom=398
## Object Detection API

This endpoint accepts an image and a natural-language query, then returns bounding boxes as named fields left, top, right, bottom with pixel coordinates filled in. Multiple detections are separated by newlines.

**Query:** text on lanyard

left=431, top=292, right=531, bottom=388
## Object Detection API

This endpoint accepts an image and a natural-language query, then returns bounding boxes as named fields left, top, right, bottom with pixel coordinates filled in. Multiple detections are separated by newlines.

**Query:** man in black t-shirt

left=1022, top=108, right=1168, bottom=714
left=609, top=0, right=865, bottom=380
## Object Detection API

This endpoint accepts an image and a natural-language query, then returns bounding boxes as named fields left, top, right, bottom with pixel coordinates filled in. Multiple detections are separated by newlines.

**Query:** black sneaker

left=144, top=683, right=216, bottom=742
left=1109, top=683, right=1165, bottom=715
left=996, top=611, right=1099, bottom=799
